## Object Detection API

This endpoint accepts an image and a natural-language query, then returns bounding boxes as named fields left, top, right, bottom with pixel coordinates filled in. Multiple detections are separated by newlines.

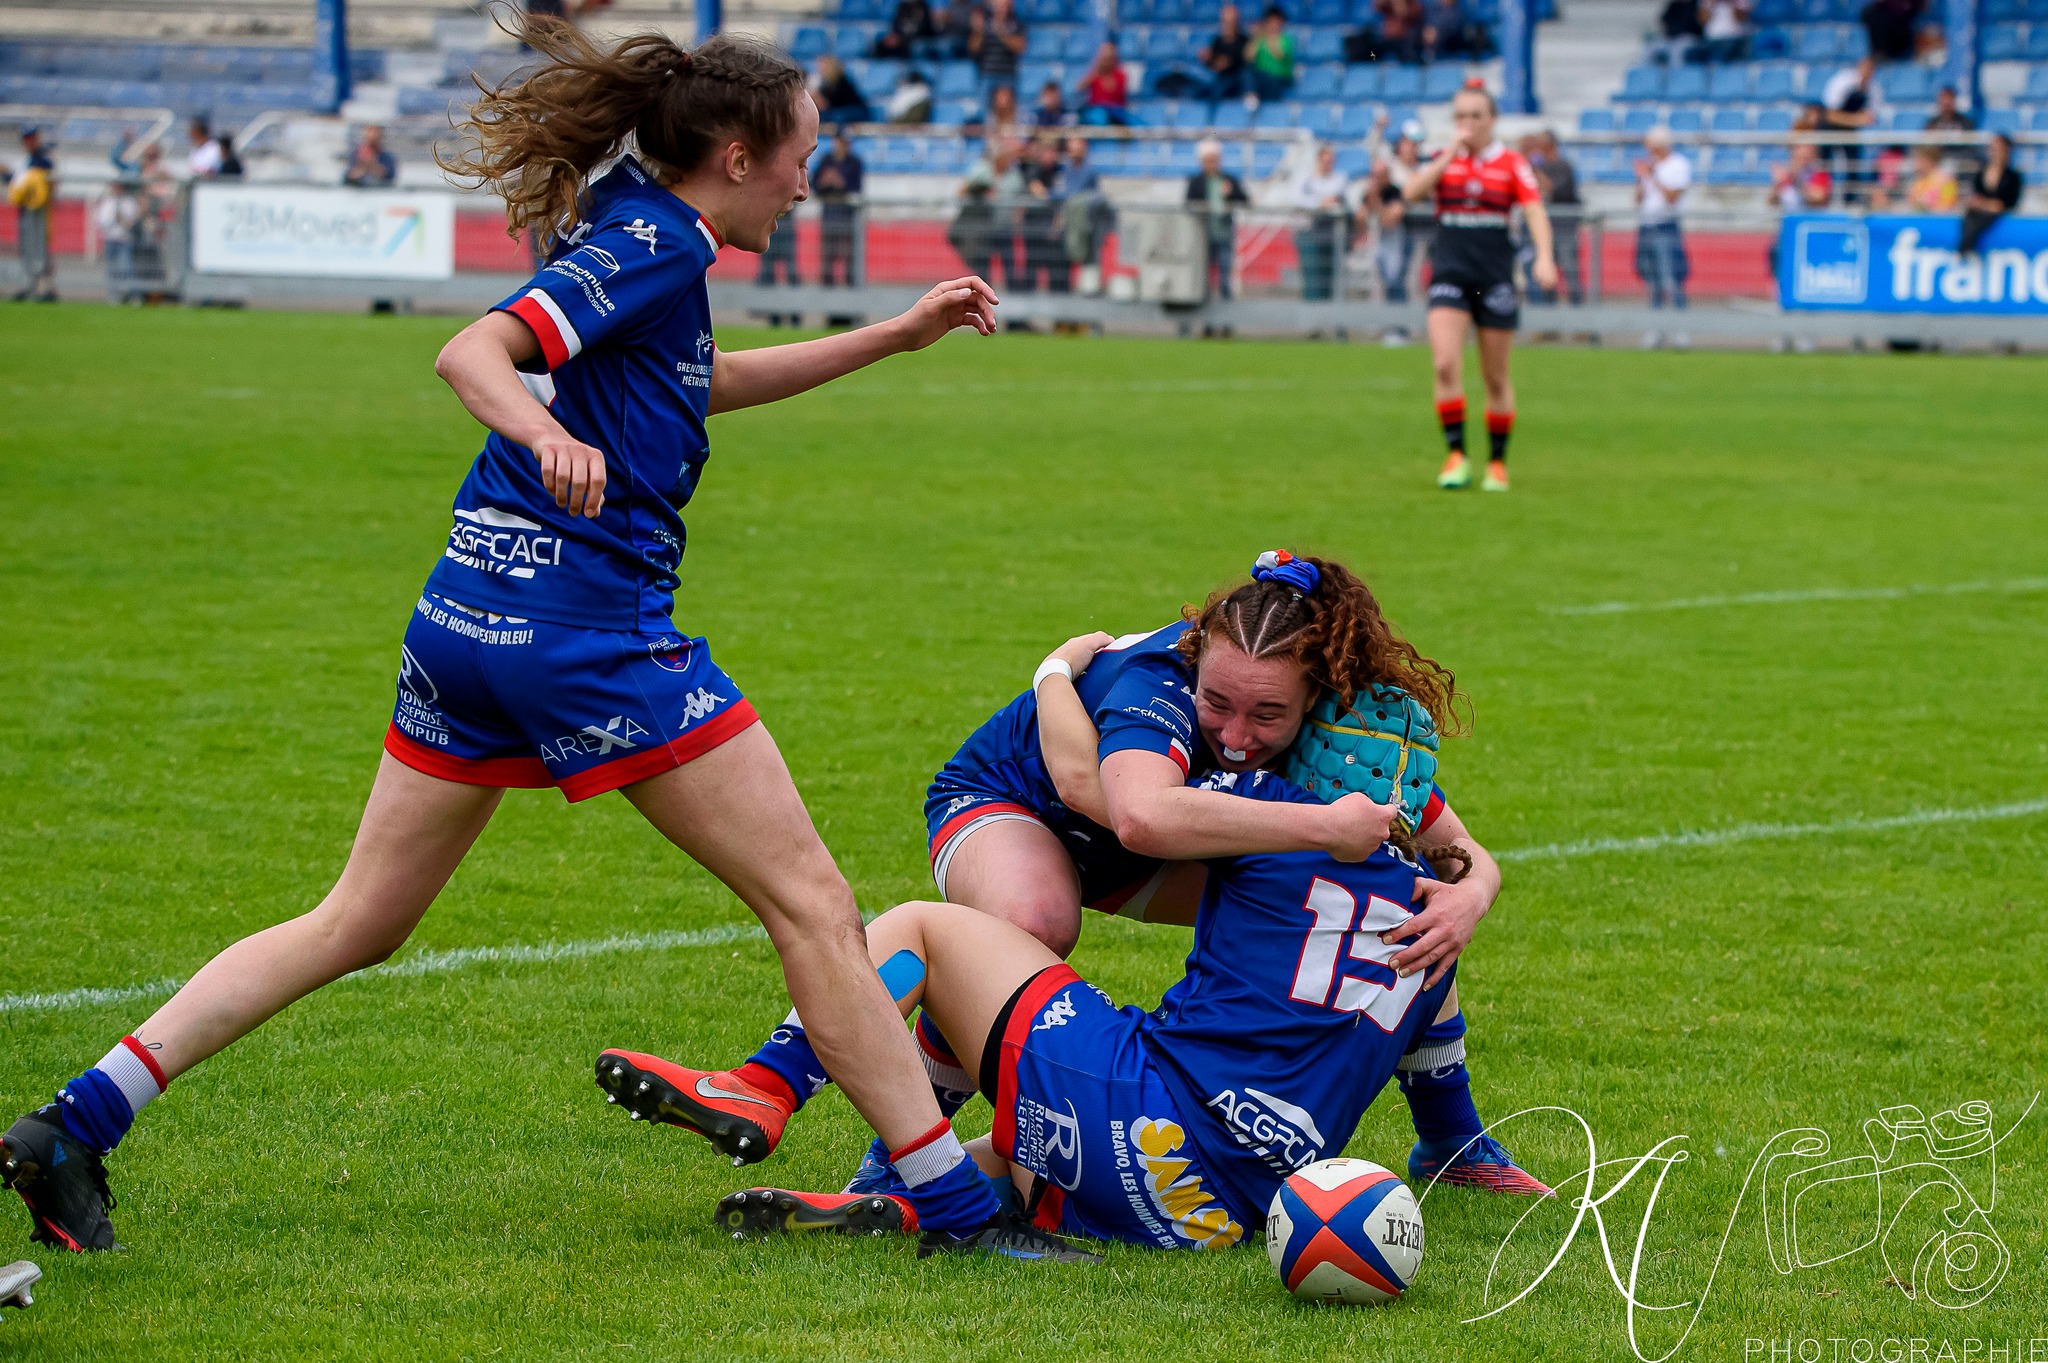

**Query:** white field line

left=1546, top=576, right=2048, bottom=617
left=7, top=798, right=2045, bottom=1017
left=1498, top=797, right=2048, bottom=863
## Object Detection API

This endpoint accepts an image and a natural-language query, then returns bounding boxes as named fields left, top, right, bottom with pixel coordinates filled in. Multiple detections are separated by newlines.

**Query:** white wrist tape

left=1032, top=657, right=1074, bottom=689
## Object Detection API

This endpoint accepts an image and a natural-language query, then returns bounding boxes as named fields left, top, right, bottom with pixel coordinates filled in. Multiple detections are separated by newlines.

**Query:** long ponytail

left=437, top=13, right=805, bottom=250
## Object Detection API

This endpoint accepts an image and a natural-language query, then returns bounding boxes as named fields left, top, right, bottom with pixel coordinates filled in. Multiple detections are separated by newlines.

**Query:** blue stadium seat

left=2030, top=107, right=2048, bottom=129
left=833, top=25, right=878, bottom=57
left=1131, top=97, right=1173, bottom=123
left=1337, top=101, right=1382, bottom=134
left=1800, top=65, right=1834, bottom=100
left=1068, top=28, right=1104, bottom=58
left=1707, top=64, right=1750, bottom=99
left=1756, top=106, right=1795, bottom=129
left=1422, top=64, right=1464, bottom=100
left=1381, top=64, right=1423, bottom=99
left=1989, top=0, right=2025, bottom=17
left=1310, top=0, right=1350, bottom=21
left=936, top=62, right=979, bottom=97
left=1300, top=101, right=1348, bottom=134
left=1253, top=100, right=1300, bottom=127
left=1143, top=28, right=1185, bottom=59
left=2026, top=25, right=2048, bottom=57
left=1619, top=65, right=1664, bottom=100
left=1794, top=26, right=1840, bottom=61
left=1753, top=64, right=1796, bottom=99
left=1209, top=99, right=1252, bottom=127
left=1026, top=27, right=1065, bottom=58
left=1711, top=107, right=1750, bottom=130
left=2028, top=64, right=2048, bottom=98
left=935, top=96, right=979, bottom=123
left=1578, top=106, right=1615, bottom=130
left=1669, top=106, right=1704, bottom=130
left=1666, top=64, right=1708, bottom=98
left=1171, top=99, right=1213, bottom=125
left=1985, top=23, right=2024, bottom=57
left=1189, top=0, right=1225, bottom=21
left=1622, top=106, right=1659, bottom=131
left=1883, top=106, right=1923, bottom=128
left=1984, top=107, right=2022, bottom=132
left=1153, top=0, right=1191, bottom=20
left=1753, top=0, right=1794, bottom=21
left=1753, top=27, right=1792, bottom=56
left=1301, top=28, right=1344, bottom=60
left=1341, top=63, right=1383, bottom=98
left=1336, top=145, right=1371, bottom=176
left=1881, top=65, right=1932, bottom=101
left=1295, top=62, right=1343, bottom=98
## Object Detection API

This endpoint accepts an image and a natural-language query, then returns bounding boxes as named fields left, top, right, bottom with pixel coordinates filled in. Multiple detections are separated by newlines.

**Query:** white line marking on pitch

left=7, top=799, right=2044, bottom=1016
left=1498, top=797, right=2048, bottom=863
left=1547, top=577, right=2048, bottom=617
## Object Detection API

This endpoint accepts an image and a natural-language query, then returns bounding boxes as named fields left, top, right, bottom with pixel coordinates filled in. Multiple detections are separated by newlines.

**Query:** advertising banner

left=1777, top=213, right=2048, bottom=314
left=191, top=185, right=456, bottom=280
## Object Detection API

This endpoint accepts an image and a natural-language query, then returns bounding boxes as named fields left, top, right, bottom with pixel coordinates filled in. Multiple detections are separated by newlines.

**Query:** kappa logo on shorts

left=540, top=715, right=651, bottom=765
left=1484, top=282, right=1518, bottom=316
left=942, top=795, right=978, bottom=821
left=1428, top=281, right=1465, bottom=303
left=647, top=637, right=695, bottom=673
left=677, top=687, right=727, bottom=728
left=1033, top=989, right=1079, bottom=1032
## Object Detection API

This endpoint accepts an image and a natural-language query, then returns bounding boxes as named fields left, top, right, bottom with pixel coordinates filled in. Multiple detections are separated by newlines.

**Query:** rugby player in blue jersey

left=624, top=764, right=1474, bottom=1254
left=1, top=16, right=1059, bottom=1259
left=598, top=553, right=1548, bottom=1207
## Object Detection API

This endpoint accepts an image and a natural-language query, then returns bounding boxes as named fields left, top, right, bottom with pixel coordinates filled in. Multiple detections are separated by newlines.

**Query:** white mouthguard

left=1223, top=746, right=1248, bottom=762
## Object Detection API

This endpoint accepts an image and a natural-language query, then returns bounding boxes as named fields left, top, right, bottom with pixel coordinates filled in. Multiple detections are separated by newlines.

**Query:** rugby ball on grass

left=1266, top=1158, right=1424, bottom=1306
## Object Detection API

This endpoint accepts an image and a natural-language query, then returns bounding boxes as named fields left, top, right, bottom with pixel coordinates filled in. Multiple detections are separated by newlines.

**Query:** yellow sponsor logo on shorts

left=1132, top=1116, right=1244, bottom=1251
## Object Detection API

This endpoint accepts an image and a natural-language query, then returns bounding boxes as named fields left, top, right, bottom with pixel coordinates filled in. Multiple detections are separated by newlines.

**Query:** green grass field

left=2, top=304, right=2045, bottom=1361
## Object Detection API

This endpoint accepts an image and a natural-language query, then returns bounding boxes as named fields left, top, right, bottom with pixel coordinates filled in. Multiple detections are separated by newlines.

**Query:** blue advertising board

left=1777, top=214, right=2048, bottom=314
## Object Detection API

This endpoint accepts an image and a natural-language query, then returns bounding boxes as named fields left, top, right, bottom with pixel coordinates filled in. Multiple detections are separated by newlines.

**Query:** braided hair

left=438, top=15, right=806, bottom=250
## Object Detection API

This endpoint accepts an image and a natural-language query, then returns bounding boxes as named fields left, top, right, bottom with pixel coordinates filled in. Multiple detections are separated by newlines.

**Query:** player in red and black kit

left=1404, top=82, right=1557, bottom=493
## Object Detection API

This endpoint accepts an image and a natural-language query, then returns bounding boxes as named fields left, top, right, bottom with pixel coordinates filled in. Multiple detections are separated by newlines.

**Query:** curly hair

left=436, top=14, right=806, bottom=251
left=1172, top=553, right=1468, bottom=736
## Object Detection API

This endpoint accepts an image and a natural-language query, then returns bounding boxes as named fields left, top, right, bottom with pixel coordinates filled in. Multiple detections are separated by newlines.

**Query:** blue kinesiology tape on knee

left=876, top=949, right=926, bottom=1006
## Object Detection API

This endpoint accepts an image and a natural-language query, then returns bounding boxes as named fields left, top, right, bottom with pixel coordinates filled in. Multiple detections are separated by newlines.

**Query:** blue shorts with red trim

left=384, top=593, right=758, bottom=802
left=989, top=965, right=1251, bottom=1251
left=924, top=766, right=1162, bottom=913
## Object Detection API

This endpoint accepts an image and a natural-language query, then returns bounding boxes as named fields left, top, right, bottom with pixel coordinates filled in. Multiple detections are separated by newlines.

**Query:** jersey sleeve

left=1191, top=769, right=1322, bottom=805
left=1094, top=659, right=1199, bottom=775
left=493, top=222, right=706, bottom=370
left=1416, top=783, right=1447, bottom=834
left=1510, top=152, right=1543, bottom=206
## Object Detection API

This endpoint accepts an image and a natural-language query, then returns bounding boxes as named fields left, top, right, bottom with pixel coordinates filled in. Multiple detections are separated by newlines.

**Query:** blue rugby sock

left=55, top=1038, right=166, bottom=1155
left=1397, top=1009, right=1482, bottom=1148
left=892, top=1122, right=1001, bottom=1233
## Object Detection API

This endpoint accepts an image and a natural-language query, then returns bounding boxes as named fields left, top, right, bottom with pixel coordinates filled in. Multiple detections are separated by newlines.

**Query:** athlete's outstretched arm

left=1381, top=801, right=1501, bottom=988
left=708, top=276, right=1000, bottom=414
left=1101, top=750, right=1396, bottom=863
left=435, top=310, right=610, bottom=518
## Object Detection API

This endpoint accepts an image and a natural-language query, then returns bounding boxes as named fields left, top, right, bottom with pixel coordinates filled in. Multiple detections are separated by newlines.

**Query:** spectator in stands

left=1186, top=138, right=1250, bottom=299
left=969, top=0, right=1028, bottom=104
left=1367, top=118, right=1423, bottom=305
left=1768, top=140, right=1833, bottom=209
left=953, top=135, right=1025, bottom=285
left=1247, top=6, right=1298, bottom=100
left=1523, top=130, right=1582, bottom=304
left=1079, top=42, right=1131, bottom=126
left=1821, top=57, right=1879, bottom=200
left=1903, top=144, right=1958, bottom=210
left=1423, top=0, right=1491, bottom=60
left=10, top=126, right=56, bottom=304
left=1202, top=4, right=1251, bottom=100
left=96, top=173, right=145, bottom=304
left=1034, top=79, right=1074, bottom=127
left=1959, top=132, right=2021, bottom=255
left=875, top=0, right=938, bottom=59
left=1291, top=144, right=1351, bottom=301
left=1693, top=0, right=1751, bottom=63
left=972, top=82, right=1023, bottom=138
left=1016, top=136, right=1072, bottom=293
left=1633, top=127, right=1692, bottom=338
left=812, top=56, right=870, bottom=125
left=1860, top=0, right=1923, bottom=63
left=816, top=129, right=865, bottom=287
left=886, top=68, right=935, bottom=123
left=1059, top=137, right=1112, bottom=293
left=187, top=118, right=225, bottom=179
left=754, top=190, right=802, bottom=326
left=1925, top=85, right=1980, bottom=177
left=1652, top=0, right=1704, bottom=65
left=1355, top=0, right=1428, bottom=63
left=216, top=133, right=245, bottom=180
left=344, top=125, right=397, bottom=188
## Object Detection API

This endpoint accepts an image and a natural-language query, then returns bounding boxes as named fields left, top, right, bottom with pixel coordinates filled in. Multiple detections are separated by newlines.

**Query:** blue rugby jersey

left=1138, top=769, right=1446, bottom=1224
left=424, top=160, right=723, bottom=632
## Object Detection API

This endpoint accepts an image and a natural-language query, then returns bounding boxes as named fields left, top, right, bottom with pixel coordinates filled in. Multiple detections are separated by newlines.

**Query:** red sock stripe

left=1486, top=409, right=1515, bottom=435
left=121, top=1035, right=168, bottom=1091
left=1435, top=398, right=1467, bottom=424
left=888, top=1118, right=954, bottom=1163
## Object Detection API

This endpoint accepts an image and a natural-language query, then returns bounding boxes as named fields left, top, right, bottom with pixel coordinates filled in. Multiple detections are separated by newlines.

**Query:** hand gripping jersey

left=925, top=622, right=1201, bottom=907
left=989, top=769, right=1452, bottom=1246
left=424, top=160, right=724, bottom=633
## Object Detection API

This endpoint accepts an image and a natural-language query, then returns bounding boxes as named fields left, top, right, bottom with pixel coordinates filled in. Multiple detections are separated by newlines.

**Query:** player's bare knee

left=998, top=893, right=1080, bottom=957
